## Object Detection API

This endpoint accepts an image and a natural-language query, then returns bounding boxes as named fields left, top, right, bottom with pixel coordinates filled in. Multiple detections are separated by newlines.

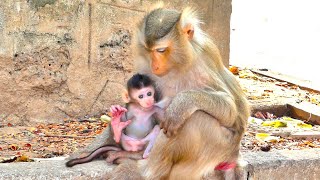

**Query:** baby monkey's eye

left=156, top=47, right=167, bottom=53
left=147, top=92, right=152, bottom=96
left=138, top=95, right=143, bottom=99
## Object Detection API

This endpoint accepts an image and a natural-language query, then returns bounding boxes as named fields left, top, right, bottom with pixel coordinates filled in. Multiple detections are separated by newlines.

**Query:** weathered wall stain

left=29, top=0, right=57, bottom=9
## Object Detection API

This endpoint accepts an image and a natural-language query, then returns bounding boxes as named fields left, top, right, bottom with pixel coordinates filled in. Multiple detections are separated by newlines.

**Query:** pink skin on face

left=131, top=87, right=155, bottom=109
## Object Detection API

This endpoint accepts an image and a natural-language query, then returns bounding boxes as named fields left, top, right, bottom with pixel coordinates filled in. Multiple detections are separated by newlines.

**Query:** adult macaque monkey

left=109, top=4, right=250, bottom=180
left=67, top=3, right=249, bottom=179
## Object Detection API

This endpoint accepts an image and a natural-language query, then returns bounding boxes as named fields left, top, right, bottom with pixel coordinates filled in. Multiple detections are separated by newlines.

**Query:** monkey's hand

left=110, top=105, right=127, bottom=119
left=160, top=92, right=196, bottom=137
left=161, top=90, right=237, bottom=137
left=112, top=119, right=132, bottom=143
left=110, top=105, right=131, bottom=143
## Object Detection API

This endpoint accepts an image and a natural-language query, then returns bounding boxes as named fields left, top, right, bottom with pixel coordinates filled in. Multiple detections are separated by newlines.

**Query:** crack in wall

left=56, top=107, right=73, bottom=117
left=88, top=3, right=92, bottom=69
left=89, top=79, right=109, bottom=112
left=99, top=2, right=145, bottom=13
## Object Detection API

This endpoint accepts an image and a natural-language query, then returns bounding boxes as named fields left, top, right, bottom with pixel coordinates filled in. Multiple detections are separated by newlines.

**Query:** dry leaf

left=229, top=66, right=239, bottom=75
left=95, top=129, right=103, bottom=134
left=24, top=143, right=32, bottom=149
left=239, top=70, right=258, bottom=80
left=250, top=117, right=263, bottom=124
left=8, top=144, right=19, bottom=151
left=17, top=155, right=29, bottom=162
left=260, top=144, right=271, bottom=152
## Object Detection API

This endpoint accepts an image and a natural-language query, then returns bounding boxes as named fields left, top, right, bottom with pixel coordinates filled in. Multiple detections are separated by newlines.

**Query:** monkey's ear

left=180, top=7, right=200, bottom=41
left=122, top=91, right=130, bottom=103
left=183, top=24, right=194, bottom=40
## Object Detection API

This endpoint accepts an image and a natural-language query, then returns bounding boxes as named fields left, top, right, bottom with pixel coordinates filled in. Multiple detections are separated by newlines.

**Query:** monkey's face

left=137, top=8, right=195, bottom=77
left=149, top=40, right=173, bottom=76
left=147, top=35, right=193, bottom=77
left=131, top=87, right=155, bottom=109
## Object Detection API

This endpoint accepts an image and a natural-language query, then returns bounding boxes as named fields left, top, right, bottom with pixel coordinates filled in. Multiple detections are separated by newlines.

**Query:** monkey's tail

left=65, top=146, right=121, bottom=167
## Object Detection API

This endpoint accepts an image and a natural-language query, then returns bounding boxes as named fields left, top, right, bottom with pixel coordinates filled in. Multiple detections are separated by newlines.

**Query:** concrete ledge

left=0, top=159, right=114, bottom=179
left=1, top=149, right=320, bottom=179
left=242, top=149, right=320, bottom=180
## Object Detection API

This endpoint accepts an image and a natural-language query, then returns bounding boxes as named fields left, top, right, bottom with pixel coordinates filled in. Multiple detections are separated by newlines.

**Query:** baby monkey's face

left=131, top=86, right=155, bottom=109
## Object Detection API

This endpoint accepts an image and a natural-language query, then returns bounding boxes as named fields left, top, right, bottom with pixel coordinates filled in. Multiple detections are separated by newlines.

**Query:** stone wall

left=0, top=0, right=231, bottom=124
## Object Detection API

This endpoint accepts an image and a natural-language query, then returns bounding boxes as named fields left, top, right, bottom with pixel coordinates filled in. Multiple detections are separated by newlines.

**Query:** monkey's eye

left=147, top=92, right=152, bottom=96
left=156, top=47, right=167, bottom=53
left=138, top=95, right=144, bottom=99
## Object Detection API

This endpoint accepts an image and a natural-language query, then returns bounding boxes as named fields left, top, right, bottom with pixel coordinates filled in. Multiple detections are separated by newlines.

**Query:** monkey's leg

left=66, top=146, right=121, bottom=167
left=141, top=133, right=173, bottom=180
left=144, top=112, right=236, bottom=180
left=168, top=161, right=204, bottom=180
left=142, top=125, right=160, bottom=158
left=206, top=170, right=225, bottom=180
left=104, top=159, right=144, bottom=180
left=113, top=157, right=129, bottom=164
left=224, top=169, right=236, bottom=180
left=172, top=112, right=237, bottom=179
left=106, top=150, right=144, bottom=164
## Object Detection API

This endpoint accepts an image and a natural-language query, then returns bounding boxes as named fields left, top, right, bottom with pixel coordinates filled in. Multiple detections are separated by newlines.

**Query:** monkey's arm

left=154, top=97, right=171, bottom=109
left=112, top=116, right=132, bottom=143
left=110, top=106, right=132, bottom=143
left=152, top=106, right=165, bottom=125
left=161, top=90, right=237, bottom=137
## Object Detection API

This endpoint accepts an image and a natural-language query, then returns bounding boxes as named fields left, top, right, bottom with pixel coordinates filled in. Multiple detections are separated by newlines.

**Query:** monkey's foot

left=106, top=150, right=143, bottom=164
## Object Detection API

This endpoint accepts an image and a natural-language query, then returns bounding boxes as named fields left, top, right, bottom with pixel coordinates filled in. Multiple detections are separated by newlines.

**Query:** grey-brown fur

left=144, top=8, right=181, bottom=46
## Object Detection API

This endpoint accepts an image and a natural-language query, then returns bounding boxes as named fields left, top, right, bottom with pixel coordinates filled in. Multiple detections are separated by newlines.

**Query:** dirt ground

left=1, top=68, right=320, bottom=162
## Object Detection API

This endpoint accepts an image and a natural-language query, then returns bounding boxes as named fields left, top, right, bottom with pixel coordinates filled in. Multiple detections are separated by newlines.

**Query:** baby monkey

left=111, top=73, right=164, bottom=159
left=66, top=74, right=164, bottom=167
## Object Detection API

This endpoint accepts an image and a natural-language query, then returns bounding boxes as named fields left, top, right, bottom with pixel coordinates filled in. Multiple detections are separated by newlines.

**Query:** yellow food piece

left=262, top=120, right=287, bottom=128
left=273, top=121, right=287, bottom=128
left=255, top=133, right=270, bottom=141
left=100, top=115, right=111, bottom=122
left=297, top=123, right=312, bottom=129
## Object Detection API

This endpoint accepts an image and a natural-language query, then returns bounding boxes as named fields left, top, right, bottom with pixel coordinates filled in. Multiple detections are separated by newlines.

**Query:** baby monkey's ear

left=122, top=90, right=131, bottom=103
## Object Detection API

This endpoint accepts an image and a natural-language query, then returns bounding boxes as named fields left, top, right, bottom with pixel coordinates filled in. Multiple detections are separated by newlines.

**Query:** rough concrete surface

left=243, top=149, right=320, bottom=180
left=1, top=149, right=319, bottom=180
left=0, top=158, right=114, bottom=180
left=0, top=0, right=231, bottom=125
